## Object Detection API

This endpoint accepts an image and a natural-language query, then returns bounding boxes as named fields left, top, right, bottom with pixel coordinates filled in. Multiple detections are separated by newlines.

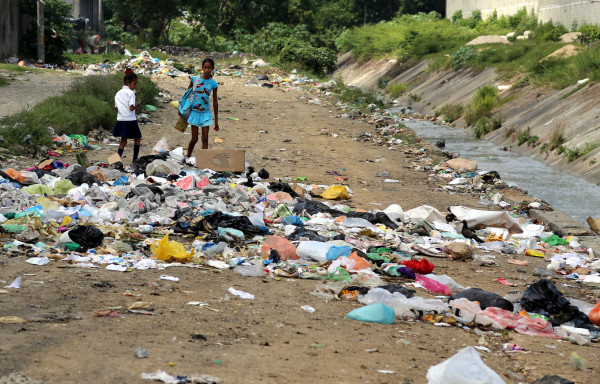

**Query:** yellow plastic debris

left=321, top=185, right=350, bottom=200
left=150, top=234, right=191, bottom=263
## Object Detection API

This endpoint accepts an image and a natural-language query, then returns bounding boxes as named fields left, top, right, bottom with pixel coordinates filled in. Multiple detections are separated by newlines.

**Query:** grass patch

left=331, top=81, right=384, bottom=110
left=386, top=83, right=407, bottom=98
left=436, top=103, right=463, bottom=123
left=465, top=85, right=502, bottom=137
left=63, top=53, right=126, bottom=65
left=0, top=64, right=47, bottom=74
left=564, top=141, right=600, bottom=162
left=0, top=77, right=10, bottom=87
left=0, top=74, right=159, bottom=152
left=541, top=124, right=566, bottom=152
left=516, top=126, right=539, bottom=146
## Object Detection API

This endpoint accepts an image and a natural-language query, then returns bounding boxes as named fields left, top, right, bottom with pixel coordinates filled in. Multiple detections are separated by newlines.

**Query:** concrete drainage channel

left=397, top=116, right=600, bottom=253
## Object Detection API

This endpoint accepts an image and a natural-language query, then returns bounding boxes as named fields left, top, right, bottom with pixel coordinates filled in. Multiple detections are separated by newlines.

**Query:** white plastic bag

left=151, top=137, right=169, bottom=154
left=426, top=346, right=506, bottom=384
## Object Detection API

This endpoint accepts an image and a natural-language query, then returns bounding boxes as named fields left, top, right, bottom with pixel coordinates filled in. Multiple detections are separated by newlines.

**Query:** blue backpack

left=178, top=77, right=198, bottom=121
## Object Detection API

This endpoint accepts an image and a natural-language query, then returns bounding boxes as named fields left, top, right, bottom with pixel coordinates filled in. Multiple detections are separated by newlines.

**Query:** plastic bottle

left=416, top=274, right=452, bottom=296
left=296, top=241, right=333, bottom=262
left=234, top=264, right=266, bottom=277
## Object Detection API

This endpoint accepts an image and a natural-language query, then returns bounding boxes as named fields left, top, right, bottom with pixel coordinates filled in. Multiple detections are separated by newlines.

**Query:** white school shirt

left=114, top=86, right=137, bottom=121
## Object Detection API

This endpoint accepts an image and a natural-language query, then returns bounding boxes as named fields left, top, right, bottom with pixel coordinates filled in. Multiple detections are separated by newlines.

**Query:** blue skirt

left=187, top=110, right=213, bottom=126
left=113, top=120, right=141, bottom=139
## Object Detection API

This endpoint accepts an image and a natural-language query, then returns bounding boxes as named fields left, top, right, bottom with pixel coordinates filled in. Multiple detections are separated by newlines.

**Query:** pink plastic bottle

left=416, top=274, right=453, bottom=296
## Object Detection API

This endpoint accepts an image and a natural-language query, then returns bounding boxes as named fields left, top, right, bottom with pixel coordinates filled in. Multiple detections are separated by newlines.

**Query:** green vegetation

left=332, top=81, right=384, bottom=111
left=0, top=77, right=10, bottom=87
left=451, top=46, right=477, bottom=71
left=63, top=53, right=126, bottom=65
left=0, top=74, right=158, bottom=152
left=564, top=142, right=600, bottom=162
left=22, top=0, right=71, bottom=62
left=386, top=83, right=407, bottom=98
left=541, top=125, right=566, bottom=153
left=516, top=126, right=539, bottom=146
left=436, top=104, right=464, bottom=123
left=465, top=85, right=501, bottom=137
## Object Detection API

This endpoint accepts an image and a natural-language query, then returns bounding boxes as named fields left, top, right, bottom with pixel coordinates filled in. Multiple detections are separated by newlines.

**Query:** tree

left=23, top=0, right=71, bottom=62
left=399, top=0, right=444, bottom=16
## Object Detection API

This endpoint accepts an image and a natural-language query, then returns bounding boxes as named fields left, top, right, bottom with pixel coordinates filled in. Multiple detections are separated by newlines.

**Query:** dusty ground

left=0, top=62, right=599, bottom=384
left=0, top=68, right=76, bottom=119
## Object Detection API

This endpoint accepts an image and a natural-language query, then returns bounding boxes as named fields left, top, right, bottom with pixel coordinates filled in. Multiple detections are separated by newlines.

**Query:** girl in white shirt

left=113, top=72, right=141, bottom=162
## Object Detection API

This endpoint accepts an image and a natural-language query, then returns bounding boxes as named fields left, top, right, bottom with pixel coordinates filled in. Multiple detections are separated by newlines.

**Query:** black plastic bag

left=535, top=375, right=574, bottom=384
left=346, top=211, right=398, bottom=229
left=68, top=225, right=104, bottom=250
left=450, top=288, right=514, bottom=311
left=520, top=279, right=596, bottom=329
left=66, top=171, right=100, bottom=186
left=268, top=182, right=298, bottom=198
left=131, top=153, right=168, bottom=175
left=258, top=168, right=269, bottom=179
left=286, top=227, right=329, bottom=242
left=204, top=211, right=266, bottom=237
left=377, top=284, right=415, bottom=298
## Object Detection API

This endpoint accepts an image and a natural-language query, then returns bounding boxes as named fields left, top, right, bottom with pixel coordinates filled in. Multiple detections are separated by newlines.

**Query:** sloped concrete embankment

left=334, top=53, right=600, bottom=247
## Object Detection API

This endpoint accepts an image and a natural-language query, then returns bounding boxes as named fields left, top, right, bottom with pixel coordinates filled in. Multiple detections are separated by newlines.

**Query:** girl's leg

left=187, top=125, right=199, bottom=158
left=118, top=138, right=127, bottom=157
left=133, top=138, right=141, bottom=162
left=201, top=126, right=209, bottom=149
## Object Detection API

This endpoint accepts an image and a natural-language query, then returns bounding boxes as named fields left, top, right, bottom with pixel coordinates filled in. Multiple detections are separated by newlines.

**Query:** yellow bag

left=174, top=116, right=189, bottom=133
left=150, top=234, right=191, bottom=263
left=321, top=185, right=350, bottom=200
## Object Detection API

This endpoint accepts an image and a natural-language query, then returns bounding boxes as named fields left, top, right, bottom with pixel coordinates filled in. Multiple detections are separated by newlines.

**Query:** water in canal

left=397, top=117, right=600, bottom=224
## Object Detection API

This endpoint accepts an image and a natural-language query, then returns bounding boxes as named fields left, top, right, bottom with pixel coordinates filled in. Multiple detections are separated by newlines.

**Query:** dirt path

left=0, top=65, right=598, bottom=384
left=0, top=69, right=76, bottom=119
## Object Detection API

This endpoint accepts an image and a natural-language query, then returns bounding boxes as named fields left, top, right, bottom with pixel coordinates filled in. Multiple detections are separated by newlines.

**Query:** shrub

left=517, top=126, right=539, bottom=146
left=578, top=24, right=600, bottom=45
left=332, top=82, right=383, bottom=109
left=451, top=46, right=477, bottom=71
left=436, top=103, right=464, bottom=123
left=465, top=85, right=501, bottom=137
left=279, top=41, right=337, bottom=74
left=386, top=83, right=407, bottom=98
left=564, top=141, right=600, bottom=162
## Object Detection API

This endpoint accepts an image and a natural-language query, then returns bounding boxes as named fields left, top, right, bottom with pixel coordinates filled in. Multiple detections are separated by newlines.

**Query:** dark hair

left=124, top=72, right=138, bottom=84
left=202, top=58, right=215, bottom=78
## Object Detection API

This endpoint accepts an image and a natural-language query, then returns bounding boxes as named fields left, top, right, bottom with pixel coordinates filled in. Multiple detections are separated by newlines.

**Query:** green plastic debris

left=294, top=177, right=308, bottom=181
left=366, top=253, right=390, bottom=264
left=62, top=242, right=81, bottom=251
left=325, top=267, right=352, bottom=282
left=69, top=134, right=88, bottom=147
left=53, top=179, right=75, bottom=195
left=2, top=224, right=29, bottom=234
left=273, top=204, right=293, bottom=218
left=23, top=184, right=54, bottom=196
left=541, top=234, right=569, bottom=246
left=145, top=105, right=158, bottom=112
left=15, top=209, right=43, bottom=219
left=3, top=213, right=16, bottom=219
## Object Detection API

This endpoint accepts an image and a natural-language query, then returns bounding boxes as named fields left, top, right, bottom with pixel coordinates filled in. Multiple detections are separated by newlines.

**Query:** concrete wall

left=446, top=0, right=600, bottom=26
left=446, top=0, right=538, bottom=20
left=0, top=0, right=26, bottom=59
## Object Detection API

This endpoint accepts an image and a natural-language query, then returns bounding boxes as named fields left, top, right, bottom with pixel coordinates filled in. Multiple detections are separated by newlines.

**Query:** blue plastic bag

left=347, top=303, right=395, bottom=324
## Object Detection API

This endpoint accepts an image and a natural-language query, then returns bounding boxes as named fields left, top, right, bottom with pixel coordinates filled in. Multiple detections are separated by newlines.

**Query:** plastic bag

left=426, top=346, right=506, bottom=384
left=346, top=303, right=395, bottom=324
left=449, top=298, right=482, bottom=323
left=53, top=179, right=75, bottom=194
left=151, top=138, right=170, bottom=154
left=151, top=234, right=191, bottom=263
left=416, top=274, right=452, bottom=296
left=68, top=225, right=104, bottom=250
left=320, top=185, right=350, bottom=200
left=450, top=288, right=514, bottom=311
left=260, top=235, right=297, bottom=260
left=146, top=159, right=181, bottom=176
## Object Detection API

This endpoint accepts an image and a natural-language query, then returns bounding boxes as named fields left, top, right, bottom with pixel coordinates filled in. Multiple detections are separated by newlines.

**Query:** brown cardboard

left=107, top=153, right=122, bottom=165
left=196, top=149, right=245, bottom=172
left=587, top=216, right=600, bottom=233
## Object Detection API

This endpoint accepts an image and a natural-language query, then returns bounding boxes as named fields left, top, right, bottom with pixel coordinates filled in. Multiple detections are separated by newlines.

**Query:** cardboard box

left=196, top=149, right=245, bottom=172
